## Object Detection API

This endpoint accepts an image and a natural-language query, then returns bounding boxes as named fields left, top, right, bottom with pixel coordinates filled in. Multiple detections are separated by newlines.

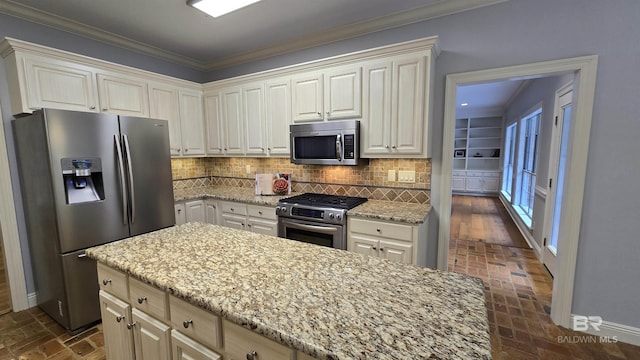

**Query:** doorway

left=438, top=55, right=599, bottom=328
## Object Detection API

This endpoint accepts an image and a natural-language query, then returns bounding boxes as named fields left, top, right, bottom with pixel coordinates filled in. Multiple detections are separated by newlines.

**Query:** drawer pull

left=183, top=319, right=193, bottom=328
left=380, top=248, right=384, bottom=251
left=127, top=321, right=137, bottom=330
left=116, top=315, right=124, bottom=323
left=230, top=208, right=234, bottom=211
left=376, top=228, right=381, bottom=233
left=137, top=296, right=147, bottom=304
left=246, top=350, right=257, bottom=360
left=102, top=279, right=112, bottom=286
left=258, top=211, right=263, bottom=215
left=373, top=247, right=377, bottom=250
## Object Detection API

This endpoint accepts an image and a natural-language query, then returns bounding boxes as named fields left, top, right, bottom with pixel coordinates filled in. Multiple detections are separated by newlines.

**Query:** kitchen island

left=87, top=222, right=491, bottom=359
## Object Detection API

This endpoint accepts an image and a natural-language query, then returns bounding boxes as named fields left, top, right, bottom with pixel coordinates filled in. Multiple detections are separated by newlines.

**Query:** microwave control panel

left=344, top=134, right=355, bottom=159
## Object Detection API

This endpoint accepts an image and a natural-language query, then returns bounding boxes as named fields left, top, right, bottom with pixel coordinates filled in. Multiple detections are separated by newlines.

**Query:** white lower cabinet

left=172, top=330, right=222, bottom=360
left=175, top=200, right=218, bottom=225
left=132, top=309, right=172, bottom=360
left=347, top=217, right=428, bottom=266
left=174, top=203, right=186, bottom=225
left=205, top=199, right=217, bottom=225
left=452, top=171, right=501, bottom=194
left=100, top=290, right=135, bottom=360
left=185, top=200, right=206, bottom=223
left=224, top=320, right=294, bottom=360
left=218, top=201, right=278, bottom=236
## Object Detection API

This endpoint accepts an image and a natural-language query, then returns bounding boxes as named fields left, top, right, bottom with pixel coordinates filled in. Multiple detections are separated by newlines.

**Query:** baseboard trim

left=497, top=194, right=541, bottom=258
left=27, top=292, right=38, bottom=308
left=569, top=314, right=640, bottom=346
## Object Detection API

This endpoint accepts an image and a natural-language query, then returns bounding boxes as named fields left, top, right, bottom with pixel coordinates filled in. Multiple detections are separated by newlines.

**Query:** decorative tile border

left=172, top=177, right=213, bottom=190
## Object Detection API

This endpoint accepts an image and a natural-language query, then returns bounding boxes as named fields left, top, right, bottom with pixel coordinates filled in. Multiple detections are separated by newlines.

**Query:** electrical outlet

left=246, top=165, right=251, bottom=174
left=387, top=170, right=396, bottom=182
left=398, top=170, right=416, bottom=183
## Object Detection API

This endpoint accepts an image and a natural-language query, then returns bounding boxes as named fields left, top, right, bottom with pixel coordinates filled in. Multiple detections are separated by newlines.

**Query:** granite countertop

left=174, top=186, right=431, bottom=224
left=348, top=199, right=431, bottom=224
left=87, top=222, right=491, bottom=360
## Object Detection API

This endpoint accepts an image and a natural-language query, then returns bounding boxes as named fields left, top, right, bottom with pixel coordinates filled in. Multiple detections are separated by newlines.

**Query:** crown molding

left=0, top=0, right=507, bottom=72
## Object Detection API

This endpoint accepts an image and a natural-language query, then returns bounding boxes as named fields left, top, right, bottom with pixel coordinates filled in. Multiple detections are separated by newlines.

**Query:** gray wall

left=2, top=0, right=639, bottom=328
left=504, top=74, right=574, bottom=249
left=208, top=0, right=640, bottom=327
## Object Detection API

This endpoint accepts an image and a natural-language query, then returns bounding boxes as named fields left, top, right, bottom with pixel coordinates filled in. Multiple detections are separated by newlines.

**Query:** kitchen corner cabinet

left=174, top=200, right=216, bottom=225
left=218, top=201, right=278, bottom=236
left=361, top=51, right=432, bottom=158
left=97, top=73, right=149, bottom=117
left=347, top=217, right=428, bottom=266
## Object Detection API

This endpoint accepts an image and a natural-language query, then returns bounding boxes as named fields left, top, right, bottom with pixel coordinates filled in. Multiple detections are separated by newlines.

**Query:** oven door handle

left=284, top=221, right=339, bottom=234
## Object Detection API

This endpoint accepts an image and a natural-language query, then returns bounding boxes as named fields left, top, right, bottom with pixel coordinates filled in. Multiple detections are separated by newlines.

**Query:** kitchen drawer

left=171, top=329, right=222, bottom=360
left=452, top=171, right=466, bottom=177
left=483, top=171, right=500, bottom=178
left=219, top=201, right=247, bottom=216
left=97, top=262, right=129, bottom=300
left=169, top=295, right=222, bottom=350
left=467, top=171, right=484, bottom=177
left=349, top=218, right=413, bottom=242
left=247, top=205, right=277, bottom=220
left=129, top=277, right=169, bottom=321
left=223, top=320, right=294, bottom=360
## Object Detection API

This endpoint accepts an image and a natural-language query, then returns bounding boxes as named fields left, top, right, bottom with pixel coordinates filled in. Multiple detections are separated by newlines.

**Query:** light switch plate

left=387, top=170, right=396, bottom=182
left=246, top=165, right=251, bottom=174
left=398, top=170, right=416, bottom=183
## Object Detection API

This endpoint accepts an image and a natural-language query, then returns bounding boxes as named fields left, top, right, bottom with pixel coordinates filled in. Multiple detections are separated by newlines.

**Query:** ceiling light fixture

left=187, top=0, right=262, bottom=18
left=461, top=103, right=469, bottom=107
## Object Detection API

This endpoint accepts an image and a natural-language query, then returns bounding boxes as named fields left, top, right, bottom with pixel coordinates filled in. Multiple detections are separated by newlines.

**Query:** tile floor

left=450, top=195, right=640, bottom=359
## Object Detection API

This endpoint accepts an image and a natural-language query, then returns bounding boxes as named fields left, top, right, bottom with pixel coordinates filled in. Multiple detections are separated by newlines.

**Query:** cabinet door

left=179, top=90, right=205, bottom=156
left=99, top=291, right=135, bottom=360
left=221, top=214, right=246, bottom=230
left=265, top=79, right=292, bottom=155
left=97, top=73, right=149, bottom=116
left=149, top=84, right=182, bottom=156
left=379, top=239, right=413, bottom=264
left=221, top=87, right=245, bottom=155
left=185, top=200, right=205, bottom=223
left=291, top=73, right=324, bottom=122
left=243, top=83, right=267, bottom=155
left=347, top=234, right=379, bottom=257
left=132, top=308, right=171, bottom=360
left=205, top=200, right=217, bottom=225
left=482, top=177, right=500, bottom=192
left=391, top=54, right=425, bottom=155
left=171, top=330, right=222, bottom=360
left=247, top=218, right=278, bottom=236
left=452, top=177, right=466, bottom=191
left=361, top=61, right=392, bottom=156
left=174, top=203, right=186, bottom=225
left=204, top=92, right=225, bottom=155
left=324, top=66, right=361, bottom=120
left=23, top=55, right=99, bottom=112
left=465, top=177, right=483, bottom=191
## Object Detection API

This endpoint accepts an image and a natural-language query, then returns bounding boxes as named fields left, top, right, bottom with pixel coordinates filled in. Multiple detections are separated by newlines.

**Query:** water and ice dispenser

left=61, top=158, right=105, bottom=204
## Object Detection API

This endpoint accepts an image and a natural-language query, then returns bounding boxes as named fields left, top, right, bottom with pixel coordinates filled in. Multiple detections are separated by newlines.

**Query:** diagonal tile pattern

left=450, top=195, right=640, bottom=360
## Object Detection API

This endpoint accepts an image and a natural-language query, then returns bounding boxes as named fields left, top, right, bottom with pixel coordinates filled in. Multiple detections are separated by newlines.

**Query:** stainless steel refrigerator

left=13, top=108, right=175, bottom=332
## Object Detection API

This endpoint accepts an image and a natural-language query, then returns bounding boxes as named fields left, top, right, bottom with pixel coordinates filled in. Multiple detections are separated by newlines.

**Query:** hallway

left=450, top=195, right=640, bottom=359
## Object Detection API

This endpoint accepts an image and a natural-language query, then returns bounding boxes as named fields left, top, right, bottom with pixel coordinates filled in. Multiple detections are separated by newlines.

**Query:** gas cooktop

left=280, top=193, right=368, bottom=210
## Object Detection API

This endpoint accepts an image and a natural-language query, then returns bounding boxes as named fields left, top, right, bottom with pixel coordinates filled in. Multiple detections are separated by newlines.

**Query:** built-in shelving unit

left=452, top=116, right=503, bottom=194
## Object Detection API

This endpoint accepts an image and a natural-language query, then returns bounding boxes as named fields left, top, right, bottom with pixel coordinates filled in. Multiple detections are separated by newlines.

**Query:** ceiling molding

left=0, top=0, right=208, bottom=70
left=0, top=0, right=508, bottom=72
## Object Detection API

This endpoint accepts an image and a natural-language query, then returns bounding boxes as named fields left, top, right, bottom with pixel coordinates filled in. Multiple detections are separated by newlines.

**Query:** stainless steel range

left=276, top=193, right=367, bottom=250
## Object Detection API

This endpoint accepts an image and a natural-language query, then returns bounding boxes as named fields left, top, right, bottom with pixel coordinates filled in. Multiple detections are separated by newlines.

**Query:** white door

left=174, top=203, right=186, bottom=226
left=205, top=200, right=217, bottom=225
left=243, top=83, right=267, bottom=155
left=324, top=66, right=361, bottom=120
left=379, top=240, right=412, bottom=264
left=221, top=87, right=245, bottom=154
left=179, top=90, right=205, bottom=156
left=99, top=291, right=135, bottom=360
left=391, top=54, right=425, bottom=154
left=149, top=84, right=182, bottom=156
left=204, top=91, right=225, bottom=155
left=291, top=73, right=324, bottom=122
left=185, top=200, right=205, bottom=223
left=361, top=61, right=392, bottom=155
left=132, top=308, right=171, bottom=360
left=347, top=234, right=378, bottom=257
left=543, top=88, right=572, bottom=276
left=265, top=79, right=292, bottom=155
left=97, top=73, right=149, bottom=116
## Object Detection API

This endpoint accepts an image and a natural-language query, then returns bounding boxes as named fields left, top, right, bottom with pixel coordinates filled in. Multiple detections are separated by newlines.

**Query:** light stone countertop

left=87, top=222, right=491, bottom=360
left=174, top=186, right=431, bottom=224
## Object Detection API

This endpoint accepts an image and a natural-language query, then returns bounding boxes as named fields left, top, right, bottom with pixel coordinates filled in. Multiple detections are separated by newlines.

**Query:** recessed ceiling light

left=461, top=103, right=469, bottom=107
left=188, top=0, right=262, bottom=18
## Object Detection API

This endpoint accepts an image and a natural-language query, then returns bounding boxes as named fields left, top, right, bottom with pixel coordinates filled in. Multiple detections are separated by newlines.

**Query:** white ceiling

left=0, top=0, right=507, bottom=70
left=456, top=80, right=528, bottom=114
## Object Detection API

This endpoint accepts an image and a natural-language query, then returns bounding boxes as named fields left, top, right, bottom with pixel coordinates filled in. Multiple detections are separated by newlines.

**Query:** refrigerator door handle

left=114, top=134, right=128, bottom=225
left=122, top=134, right=136, bottom=224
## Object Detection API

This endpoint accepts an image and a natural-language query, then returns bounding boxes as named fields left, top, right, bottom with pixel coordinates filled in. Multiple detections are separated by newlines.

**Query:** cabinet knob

left=391, top=145, right=397, bottom=149
left=90, top=105, right=96, bottom=110
left=376, top=228, right=381, bottom=233
left=224, top=148, right=228, bottom=151
left=183, top=319, right=193, bottom=328
left=137, top=296, right=147, bottom=304
left=177, top=149, right=181, bottom=152
left=267, top=147, right=271, bottom=151
left=230, top=208, right=234, bottom=211
left=177, top=209, right=182, bottom=213
left=102, top=279, right=112, bottom=286
left=246, top=351, right=258, bottom=360
left=373, top=247, right=377, bottom=250
left=385, top=145, right=389, bottom=149
left=258, top=211, right=263, bottom=215
left=127, top=321, right=137, bottom=330
left=247, top=224, right=252, bottom=227
left=102, top=108, right=108, bottom=111
left=380, top=248, right=384, bottom=251
left=185, top=149, right=189, bottom=152
left=326, top=111, right=330, bottom=117
left=116, top=315, right=124, bottom=323
left=317, top=112, right=322, bottom=117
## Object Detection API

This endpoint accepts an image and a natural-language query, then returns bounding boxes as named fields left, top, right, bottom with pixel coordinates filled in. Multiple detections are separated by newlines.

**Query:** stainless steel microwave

left=290, top=120, right=360, bottom=165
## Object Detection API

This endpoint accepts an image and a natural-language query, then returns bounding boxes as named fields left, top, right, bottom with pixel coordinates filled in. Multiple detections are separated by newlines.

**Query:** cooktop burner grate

left=281, top=193, right=367, bottom=209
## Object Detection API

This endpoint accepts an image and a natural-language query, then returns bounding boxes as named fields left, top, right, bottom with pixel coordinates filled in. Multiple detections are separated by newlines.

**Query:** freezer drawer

left=61, top=249, right=101, bottom=331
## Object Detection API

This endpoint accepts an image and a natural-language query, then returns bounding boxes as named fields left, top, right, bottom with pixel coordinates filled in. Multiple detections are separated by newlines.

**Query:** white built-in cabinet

left=174, top=199, right=216, bottom=225
left=217, top=201, right=278, bottom=236
left=2, top=37, right=438, bottom=160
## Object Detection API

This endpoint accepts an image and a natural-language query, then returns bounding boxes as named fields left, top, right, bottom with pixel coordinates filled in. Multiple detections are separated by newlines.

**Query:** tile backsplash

left=171, top=157, right=431, bottom=203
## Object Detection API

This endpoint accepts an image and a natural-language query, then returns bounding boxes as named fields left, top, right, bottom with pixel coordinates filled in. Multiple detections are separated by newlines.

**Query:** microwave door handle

left=336, top=134, right=342, bottom=161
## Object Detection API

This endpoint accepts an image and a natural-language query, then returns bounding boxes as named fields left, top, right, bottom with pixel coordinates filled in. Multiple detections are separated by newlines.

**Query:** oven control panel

left=276, top=204, right=346, bottom=225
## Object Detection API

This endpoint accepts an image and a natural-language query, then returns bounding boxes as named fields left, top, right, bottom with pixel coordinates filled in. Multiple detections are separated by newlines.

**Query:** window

left=502, top=123, right=517, bottom=200
left=502, top=107, right=541, bottom=227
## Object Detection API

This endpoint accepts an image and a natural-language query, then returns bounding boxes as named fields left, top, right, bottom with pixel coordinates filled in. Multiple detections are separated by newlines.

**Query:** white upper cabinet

left=265, top=78, right=292, bottom=156
left=149, top=84, right=182, bottom=156
left=97, top=73, right=149, bottom=117
left=242, top=83, right=267, bottom=156
left=178, top=89, right=205, bottom=156
left=361, top=51, right=433, bottom=158
left=204, top=91, right=225, bottom=156
left=324, top=66, right=361, bottom=120
left=22, top=55, right=99, bottom=113
left=221, top=87, right=245, bottom=155
left=291, top=72, right=324, bottom=123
